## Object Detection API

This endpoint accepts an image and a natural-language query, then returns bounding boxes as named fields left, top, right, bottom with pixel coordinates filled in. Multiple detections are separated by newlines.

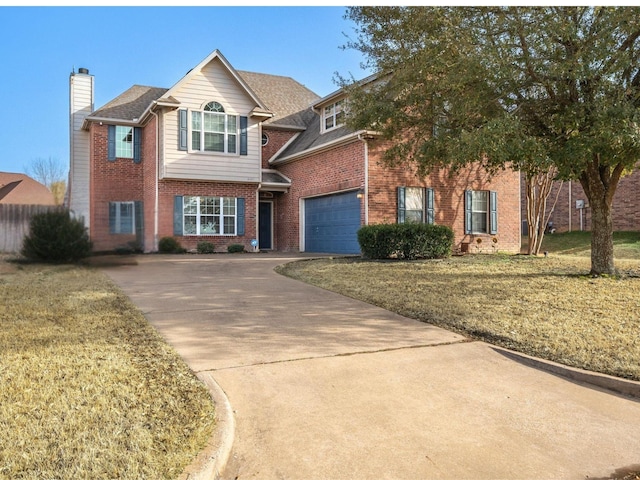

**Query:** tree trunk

left=525, top=169, right=560, bottom=255
left=579, top=156, right=623, bottom=276
left=588, top=195, right=616, bottom=275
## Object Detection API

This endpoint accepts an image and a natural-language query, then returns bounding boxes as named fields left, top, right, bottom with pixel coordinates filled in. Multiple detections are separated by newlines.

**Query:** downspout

left=358, top=133, right=369, bottom=225
left=149, top=107, right=159, bottom=252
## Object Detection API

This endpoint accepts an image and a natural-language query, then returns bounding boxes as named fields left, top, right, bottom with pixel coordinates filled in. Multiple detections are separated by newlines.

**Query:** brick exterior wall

left=262, top=128, right=298, bottom=168
left=142, top=116, right=158, bottom=252
left=89, top=121, right=258, bottom=253
left=521, top=169, right=640, bottom=234
left=270, top=137, right=522, bottom=254
left=273, top=139, right=366, bottom=251
left=157, top=180, right=258, bottom=253
left=88, top=119, right=521, bottom=255
left=367, top=140, right=522, bottom=254
left=89, top=123, right=144, bottom=252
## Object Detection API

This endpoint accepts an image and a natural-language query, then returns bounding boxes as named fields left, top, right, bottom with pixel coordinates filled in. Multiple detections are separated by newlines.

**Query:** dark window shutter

left=237, top=197, right=245, bottom=236
left=240, top=116, right=248, bottom=156
left=397, top=187, right=406, bottom=224
left=178, top=109, right=188, bottom=151
left=173, top=196, right=183, bottom=236
left=133, top=127, right=142, bottom=163
left=490, top=191, right=498, bottom=234
left=134, top=200, right=144, bottom=245
left=108, top=125, right=116, bottom=161
left=425, top=188, right=435, bottom=224
left=464, top=190, right=472, bottom=234
left=109, top=202, right=116, bottom=233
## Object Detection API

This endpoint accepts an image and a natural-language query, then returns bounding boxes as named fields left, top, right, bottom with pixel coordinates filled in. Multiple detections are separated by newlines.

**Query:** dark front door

left=259, top=201, right=272, bottom=250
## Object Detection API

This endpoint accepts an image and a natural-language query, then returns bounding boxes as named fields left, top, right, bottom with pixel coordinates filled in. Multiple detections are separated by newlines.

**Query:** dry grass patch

left=277, top=254, right=640, bottom=381
left=0, top=262, right=215, bottom=479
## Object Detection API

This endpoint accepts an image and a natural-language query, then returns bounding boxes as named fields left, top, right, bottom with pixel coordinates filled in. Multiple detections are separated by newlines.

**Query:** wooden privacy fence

left=0, top=204, right=63, bottom=253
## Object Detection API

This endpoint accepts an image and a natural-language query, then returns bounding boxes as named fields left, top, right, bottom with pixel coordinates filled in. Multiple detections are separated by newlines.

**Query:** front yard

left=276, top=235, right=640, bottom=382
left=0, top=260, right=215, bottom=479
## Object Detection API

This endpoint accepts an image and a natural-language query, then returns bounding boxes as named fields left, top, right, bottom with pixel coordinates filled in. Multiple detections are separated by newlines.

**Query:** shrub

left=158, top=236, right=186, bottom=254
left=21, top=210, right=92, bottom=263
left=197, top=241, right=216, bottom=254
left=227, top=243, right=245, bottom=253
left=358, top=223, right=454, bottom=260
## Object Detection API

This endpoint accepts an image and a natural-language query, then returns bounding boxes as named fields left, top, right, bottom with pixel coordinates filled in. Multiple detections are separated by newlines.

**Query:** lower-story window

left=183, top=196, right=237, bottom=235
left=397, top=187, right=435, bottom=224
left=109, top=201, right=135, bottom=234
left=465, top=190, right=498, bottom=234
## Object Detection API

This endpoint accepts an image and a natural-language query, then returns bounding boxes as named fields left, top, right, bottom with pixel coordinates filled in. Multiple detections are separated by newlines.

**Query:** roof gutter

left=81, top=116, right=141, bottom=130
left=270, top=130, right=379, bottom=166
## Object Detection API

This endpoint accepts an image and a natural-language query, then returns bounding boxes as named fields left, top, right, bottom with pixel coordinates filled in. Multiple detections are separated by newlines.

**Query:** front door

left=259, top=201, right=273, bottom=250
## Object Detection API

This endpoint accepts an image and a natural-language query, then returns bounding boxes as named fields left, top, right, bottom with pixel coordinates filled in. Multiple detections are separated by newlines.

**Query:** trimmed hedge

left=227, top=243, right=245, bottom=253
left=21, top=210, right=92, bottom=263
left=357, top=223, right=454, bottom=260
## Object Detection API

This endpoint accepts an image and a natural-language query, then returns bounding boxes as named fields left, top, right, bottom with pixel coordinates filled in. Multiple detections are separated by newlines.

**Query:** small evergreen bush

left=197, top=241, right=216, bottom=254
left=358, top=223, right=454, bottom=260
left=227, top=243, right=245, bottom=253
left=21, top=210, right=92, bottom=263
left=158, top=236, right=186, bottom=254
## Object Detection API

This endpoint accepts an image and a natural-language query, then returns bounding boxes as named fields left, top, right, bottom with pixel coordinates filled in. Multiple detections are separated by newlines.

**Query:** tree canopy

left=342, top=6, right=640, bottom=274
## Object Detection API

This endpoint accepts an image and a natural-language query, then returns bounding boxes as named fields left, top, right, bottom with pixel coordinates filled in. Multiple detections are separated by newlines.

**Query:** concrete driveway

left=102, top=254, right=640, bottom=480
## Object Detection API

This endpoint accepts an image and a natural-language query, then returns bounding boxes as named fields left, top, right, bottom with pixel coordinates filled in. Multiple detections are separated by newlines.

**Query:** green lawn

left=531, top=230, right=640, bottom=258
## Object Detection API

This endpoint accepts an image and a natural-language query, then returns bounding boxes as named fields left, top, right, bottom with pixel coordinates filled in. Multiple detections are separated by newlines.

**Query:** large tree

left=342, top=6, right=640, bottom=275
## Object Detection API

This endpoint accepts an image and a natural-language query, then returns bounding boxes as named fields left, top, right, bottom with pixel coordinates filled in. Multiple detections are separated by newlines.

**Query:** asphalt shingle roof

left=87, top=67, right=344, bottom=163
left=237, top=71, right=321, bottom=127
left=91, top=86, right=168, bottom=121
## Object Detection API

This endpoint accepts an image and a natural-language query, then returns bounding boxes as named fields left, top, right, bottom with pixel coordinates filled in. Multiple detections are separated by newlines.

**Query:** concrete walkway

left=102, top=254, right=640, bottom=480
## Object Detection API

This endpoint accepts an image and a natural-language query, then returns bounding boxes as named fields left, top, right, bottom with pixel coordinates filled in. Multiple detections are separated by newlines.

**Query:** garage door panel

left=305, top=192, right=361, bottom=254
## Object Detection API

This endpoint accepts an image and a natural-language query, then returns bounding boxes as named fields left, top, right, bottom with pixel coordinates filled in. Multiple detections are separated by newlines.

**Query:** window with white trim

left=183, top=196, right=237, bottom=235
left=191, top=101, right=238, bottom=154
left=322, top=99, right=346, bottom=132
left=115, top=126, right=134, bottom=158
left=109, top=201, right=135, bottom=234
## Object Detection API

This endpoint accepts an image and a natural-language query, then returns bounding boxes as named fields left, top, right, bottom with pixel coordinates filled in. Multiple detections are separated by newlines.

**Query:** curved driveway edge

left=101, top=254, right=640, bottom=480
left=178, top=372, right=235, bottom=480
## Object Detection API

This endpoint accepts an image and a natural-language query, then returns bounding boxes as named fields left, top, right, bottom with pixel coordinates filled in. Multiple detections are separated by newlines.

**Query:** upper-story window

left=322, top=99, right=346, bottom=132
left=191, top=101, right=238, bottom=154
left=115, top=126, right=134, bottom=158
left=107, top=125, right=141, bottom=163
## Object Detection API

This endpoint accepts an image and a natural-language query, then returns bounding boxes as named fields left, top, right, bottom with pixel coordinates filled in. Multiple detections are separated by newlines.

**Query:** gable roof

left=84, top=50, right=319, bottom=128
left=0, top=172, right=56, bottom=205
left=160, top=50, right=270, bottom=113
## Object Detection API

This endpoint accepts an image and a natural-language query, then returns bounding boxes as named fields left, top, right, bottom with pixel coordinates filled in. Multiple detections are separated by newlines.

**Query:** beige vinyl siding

left=69, top=73, right=93, bottom=228
left=163, top=57, right=261, bottom=183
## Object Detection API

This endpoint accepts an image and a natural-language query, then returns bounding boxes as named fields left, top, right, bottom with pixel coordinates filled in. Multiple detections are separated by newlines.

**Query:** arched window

left=191, top=101, right=237, bottom=153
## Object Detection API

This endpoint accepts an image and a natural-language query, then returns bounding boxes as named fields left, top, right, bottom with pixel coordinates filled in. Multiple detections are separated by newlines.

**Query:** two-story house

left=68, top=49, right=522, bottom=255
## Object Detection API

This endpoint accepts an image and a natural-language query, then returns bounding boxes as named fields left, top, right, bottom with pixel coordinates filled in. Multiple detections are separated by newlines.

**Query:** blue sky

left=0, top=6, right=371, bottom=177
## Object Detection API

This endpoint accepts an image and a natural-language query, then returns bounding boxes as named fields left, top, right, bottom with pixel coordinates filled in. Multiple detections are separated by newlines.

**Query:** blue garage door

left=305, top=191, right=361, bottom=254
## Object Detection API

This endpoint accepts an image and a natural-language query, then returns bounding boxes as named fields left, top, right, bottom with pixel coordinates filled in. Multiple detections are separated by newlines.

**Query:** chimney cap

left=78, top=67, right=89, bottom=74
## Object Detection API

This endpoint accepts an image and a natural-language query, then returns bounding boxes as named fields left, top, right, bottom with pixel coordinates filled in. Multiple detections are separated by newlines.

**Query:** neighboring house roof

left=0, top=172, right=56, bottom=205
